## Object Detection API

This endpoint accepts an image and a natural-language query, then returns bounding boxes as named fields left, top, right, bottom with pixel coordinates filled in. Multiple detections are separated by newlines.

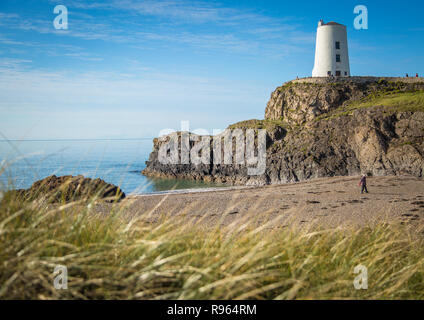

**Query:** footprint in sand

left=347, top=200, right=364, bottom=204
left=411, top=201, right=424, bottom=206
left=401, top=213, right=420, bottom=221
left=306, top=200, right=321, bottom=204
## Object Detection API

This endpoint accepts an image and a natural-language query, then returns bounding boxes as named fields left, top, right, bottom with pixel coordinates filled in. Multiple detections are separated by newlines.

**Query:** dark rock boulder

left=8, top=175, right=125, bottom=203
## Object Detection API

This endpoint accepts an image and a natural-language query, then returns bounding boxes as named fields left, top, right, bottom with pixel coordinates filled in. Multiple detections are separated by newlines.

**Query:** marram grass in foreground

left=1, top=190, right=424, bottom=300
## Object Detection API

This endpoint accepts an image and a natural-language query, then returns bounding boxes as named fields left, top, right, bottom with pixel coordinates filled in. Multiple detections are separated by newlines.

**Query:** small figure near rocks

left=358, top=174, right=369, bottom=194
left=406, top=73, right=409, bottom=78
left=416, top=73, right=419, bottom=78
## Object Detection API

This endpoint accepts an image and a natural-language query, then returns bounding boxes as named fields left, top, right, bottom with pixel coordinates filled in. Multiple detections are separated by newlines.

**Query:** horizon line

left=0, top=138, right=155, bottom=142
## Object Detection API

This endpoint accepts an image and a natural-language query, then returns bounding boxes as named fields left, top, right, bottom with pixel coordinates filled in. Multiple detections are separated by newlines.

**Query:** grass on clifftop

left=318, top=90, right=424, bottom=121
left=1, top=181, right=424, bottom=299
left=228, top=119, right=285, bottom=131
left=351, top=90, right=424, bottom=112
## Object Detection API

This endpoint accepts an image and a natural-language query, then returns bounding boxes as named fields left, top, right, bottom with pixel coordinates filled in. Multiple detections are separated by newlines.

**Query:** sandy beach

left=95, top=175, right=424, bottom=230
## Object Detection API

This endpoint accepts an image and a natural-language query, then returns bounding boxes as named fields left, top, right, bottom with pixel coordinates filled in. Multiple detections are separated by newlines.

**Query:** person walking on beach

left=359, top=175, right=368, bottom=194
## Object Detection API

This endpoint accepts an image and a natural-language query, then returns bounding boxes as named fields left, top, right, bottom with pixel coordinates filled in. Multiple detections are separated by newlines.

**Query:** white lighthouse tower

left=312, top=20, right=350, bottom=77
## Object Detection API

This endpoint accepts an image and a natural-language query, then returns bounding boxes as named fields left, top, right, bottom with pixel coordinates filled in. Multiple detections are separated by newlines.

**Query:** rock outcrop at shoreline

left=143, top=77, right=424, bottom=186
left=7, top=175, right=125, bottom=203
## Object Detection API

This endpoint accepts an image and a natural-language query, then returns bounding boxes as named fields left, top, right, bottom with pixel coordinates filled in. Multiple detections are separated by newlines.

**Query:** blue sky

left=0, top=0, right=423, bottom=140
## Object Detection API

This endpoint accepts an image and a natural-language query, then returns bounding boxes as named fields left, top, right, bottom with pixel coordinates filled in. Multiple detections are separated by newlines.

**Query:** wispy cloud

left=1, top=0, right=312, bottom=58
left=0, top=59, right=266, bottom=112
left=0, top=59, right=268, bottom=139
left=0, top=12, right=20, bottom=19
left=0, top=0, right=316, bottom=139
left=53, top=0, right=272, bottom=24
left=0, top=57, right=32, bottom=68
left=0, top=35, right=27, bottom=46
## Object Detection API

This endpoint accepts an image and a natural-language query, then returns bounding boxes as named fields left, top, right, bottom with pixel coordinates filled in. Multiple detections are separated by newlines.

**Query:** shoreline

left=130, top=175, right=364, bottom=197
left=129, top=185, right=253, bottom=197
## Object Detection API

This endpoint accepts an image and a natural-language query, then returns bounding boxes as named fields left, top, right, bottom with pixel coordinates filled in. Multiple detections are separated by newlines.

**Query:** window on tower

left=336, top=71, right=341, bottom=77
left=336, top=54, right=341, bottom=63
left=335, top=41, right=340, bottom=49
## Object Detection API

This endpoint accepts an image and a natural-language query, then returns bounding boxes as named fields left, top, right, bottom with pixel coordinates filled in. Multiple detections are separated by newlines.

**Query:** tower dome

left=312, top=20, right=350, bottom=77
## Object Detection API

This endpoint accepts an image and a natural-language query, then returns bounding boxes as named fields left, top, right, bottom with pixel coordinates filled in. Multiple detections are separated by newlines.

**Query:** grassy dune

left=1, top=187, right=424, bottom=300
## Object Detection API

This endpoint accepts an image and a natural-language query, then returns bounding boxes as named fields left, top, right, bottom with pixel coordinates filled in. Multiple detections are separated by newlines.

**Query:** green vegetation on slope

left=1, top=189, right=424, bottom=300
left=231, top=91, right=424, bottom=131
left=318, top=90, right=424, bottom=121
left=350, top=90, right=424, bottom=112
left=228, top=119, right=285, bottom=131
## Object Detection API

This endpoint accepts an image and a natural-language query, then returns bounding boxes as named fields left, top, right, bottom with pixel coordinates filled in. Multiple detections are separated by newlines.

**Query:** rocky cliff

left=143, top=77, right=424, bottom=185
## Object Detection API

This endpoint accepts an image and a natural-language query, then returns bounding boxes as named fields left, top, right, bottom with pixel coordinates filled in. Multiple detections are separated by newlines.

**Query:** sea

left=0, top=139, right=225, bottom=195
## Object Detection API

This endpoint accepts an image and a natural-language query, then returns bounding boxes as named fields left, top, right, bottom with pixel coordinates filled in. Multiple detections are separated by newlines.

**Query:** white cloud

left=0, top=60, right=267, bottom=139
left=52, top=0, right=267, bottom=24
left=0, top=57, right=32, bottom=68
left=0, top=1, right=313, bottom=139
left=0, top=0, right=311, bottom=58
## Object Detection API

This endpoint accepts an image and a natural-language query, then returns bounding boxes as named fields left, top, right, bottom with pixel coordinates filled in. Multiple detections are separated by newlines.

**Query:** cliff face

left=265, top=77, right=424, bottom=125
left=265, top=107, right=424, bottom=183
left=143, top=77, right=424, bottom=185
